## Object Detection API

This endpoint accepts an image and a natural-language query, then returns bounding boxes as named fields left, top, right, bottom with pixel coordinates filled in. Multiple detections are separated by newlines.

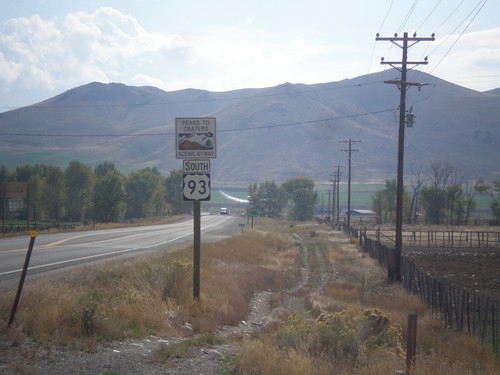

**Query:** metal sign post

left=193, top=200, right=201, bottom=300
left=176, top=118, right=216, bottom=300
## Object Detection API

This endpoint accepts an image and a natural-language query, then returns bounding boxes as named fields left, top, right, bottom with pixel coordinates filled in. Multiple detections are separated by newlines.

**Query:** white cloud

left=0, top=14, right=66, bottom=89
left=429, top=27, right=500, bottom=90
left=130, top=73, right=166, bottom=88
left=0, top=7, right=191, bottom=93
left=1, top=4, right=499, bottom=109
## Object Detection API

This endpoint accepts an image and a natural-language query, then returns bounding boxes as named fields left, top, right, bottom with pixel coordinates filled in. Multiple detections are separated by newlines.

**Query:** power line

left=0, top=108, right=396, bottom=138
left=430, top=0, right=488, bottom=74
left=433, top=0, right=466, bottom=34
left=415, top=0, right=442, bottom=33
left=425, top=0, right=486, bottom=63
left=397, top=0, right=420, bottom=34
left=368, top=0, right=396, bottom=73
left=377, top=0, right=396, bottom=34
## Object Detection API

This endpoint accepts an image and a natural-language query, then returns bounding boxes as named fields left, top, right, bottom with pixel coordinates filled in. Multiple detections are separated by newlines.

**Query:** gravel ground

left=1, top=229, right=341, bottom=375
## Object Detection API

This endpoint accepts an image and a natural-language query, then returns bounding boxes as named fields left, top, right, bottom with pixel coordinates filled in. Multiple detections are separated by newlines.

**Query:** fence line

left=363, top=228, right=500, bottom=248
left=351, top=226, right=499, bottom=355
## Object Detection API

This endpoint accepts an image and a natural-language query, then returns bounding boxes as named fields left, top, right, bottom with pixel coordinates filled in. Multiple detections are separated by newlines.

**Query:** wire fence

left=348, top=226, right=500, bottom=355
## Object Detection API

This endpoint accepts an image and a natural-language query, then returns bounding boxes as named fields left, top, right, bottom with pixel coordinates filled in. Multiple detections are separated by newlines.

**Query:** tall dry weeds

left=234, top=224, right=499, bottom=375
left=0, top=229, right=298, bottom=348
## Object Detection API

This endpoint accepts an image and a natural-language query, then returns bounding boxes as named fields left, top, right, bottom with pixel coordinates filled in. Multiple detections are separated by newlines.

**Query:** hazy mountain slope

left=0, top=71, right=499, bottom=183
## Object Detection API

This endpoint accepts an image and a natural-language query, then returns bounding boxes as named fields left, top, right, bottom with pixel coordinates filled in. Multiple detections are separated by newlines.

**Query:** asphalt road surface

left=0, top=215, right=239, bottom=288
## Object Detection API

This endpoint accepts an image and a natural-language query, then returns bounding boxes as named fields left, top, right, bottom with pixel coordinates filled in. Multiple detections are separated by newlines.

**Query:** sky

left=1, top=0, right=499, bottom=112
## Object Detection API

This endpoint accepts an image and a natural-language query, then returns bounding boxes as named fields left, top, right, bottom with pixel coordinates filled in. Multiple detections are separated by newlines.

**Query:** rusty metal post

left=8, top=231, right=38, bottom=327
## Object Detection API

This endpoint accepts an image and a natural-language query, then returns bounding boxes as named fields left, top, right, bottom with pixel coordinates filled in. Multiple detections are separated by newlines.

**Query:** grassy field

left=1, top=219, right=498, bottom=374
left=213, top=183, right=494, bottom=211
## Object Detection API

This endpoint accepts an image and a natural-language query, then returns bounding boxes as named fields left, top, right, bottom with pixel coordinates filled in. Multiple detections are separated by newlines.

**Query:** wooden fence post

left=405, top=314, right=418, bottom=375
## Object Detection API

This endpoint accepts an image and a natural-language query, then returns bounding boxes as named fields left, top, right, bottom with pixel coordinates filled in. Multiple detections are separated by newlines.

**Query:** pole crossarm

left=384, top=80, right=431, bottom=92
left=376, top=34, right=435, bottom=43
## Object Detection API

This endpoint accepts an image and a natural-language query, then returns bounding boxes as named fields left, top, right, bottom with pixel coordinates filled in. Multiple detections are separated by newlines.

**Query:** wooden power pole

left=376, top=32, right=434, bottom=281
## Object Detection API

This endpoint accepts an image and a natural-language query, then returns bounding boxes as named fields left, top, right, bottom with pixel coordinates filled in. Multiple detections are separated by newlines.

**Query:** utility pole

left=340, top=139, right=360, bottom=230
left=331, top=165, right=344, bottom=226
left=331, top=176, right=336, bottom=225
left=336, top=165, right=343, bottom=225
left=328, top=189, right=331, bottom=221
left=376, top=32, right=434, bottom=281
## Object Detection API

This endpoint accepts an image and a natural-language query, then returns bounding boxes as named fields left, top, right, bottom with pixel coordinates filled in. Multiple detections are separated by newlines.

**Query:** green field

left=211, top=183, right=493, bottom=212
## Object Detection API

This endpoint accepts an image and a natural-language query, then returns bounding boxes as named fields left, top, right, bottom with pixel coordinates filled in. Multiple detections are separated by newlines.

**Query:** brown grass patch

left=232, top=225, right=499, bottom=375
left=0, top=229, right=299, bottom=349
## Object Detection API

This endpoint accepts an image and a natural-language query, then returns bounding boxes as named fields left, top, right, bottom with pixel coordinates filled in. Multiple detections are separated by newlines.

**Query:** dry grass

left=0, top=229, right=298, bottom=350
left=1, top=219, right=498, bottom=374
left=232, top=223, right=499, bottom=375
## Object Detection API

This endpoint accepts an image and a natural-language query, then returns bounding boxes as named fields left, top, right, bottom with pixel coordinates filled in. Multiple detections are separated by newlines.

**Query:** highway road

left=0, top=214, right=237, bottom=287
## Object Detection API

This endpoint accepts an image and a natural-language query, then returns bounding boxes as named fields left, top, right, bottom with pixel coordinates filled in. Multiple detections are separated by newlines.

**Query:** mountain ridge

left=0, top=70, right=499, bottom=184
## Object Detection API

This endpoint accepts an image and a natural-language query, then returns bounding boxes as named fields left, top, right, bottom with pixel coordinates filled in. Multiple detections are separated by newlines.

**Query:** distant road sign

left=176, top=117, right=216, bottom=159
left=246, top=208, right=258, bottom=216
left=183, top=174, right=211, bottom=201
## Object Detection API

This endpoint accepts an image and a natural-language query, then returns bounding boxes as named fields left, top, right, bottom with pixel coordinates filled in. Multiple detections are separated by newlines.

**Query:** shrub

left=275, top=309, right=403, bottom=362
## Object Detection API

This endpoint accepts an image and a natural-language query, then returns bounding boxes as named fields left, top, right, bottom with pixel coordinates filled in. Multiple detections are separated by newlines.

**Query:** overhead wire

left=430, top=0, right=488, bottom=74
left=368, top=0, right=396, bottom=73
left=378, top=0, right=421, bottom=75
left=0, top=108, right=397, bottom=138
left=1, top=0, right=495, bottom=141
left=433, top=0, right=467, bottom=35
left=426, top=0, right=483, bottom=59
left=396, top=0, right=420, bottom=34
left=415, top=0, right=442, bottom=33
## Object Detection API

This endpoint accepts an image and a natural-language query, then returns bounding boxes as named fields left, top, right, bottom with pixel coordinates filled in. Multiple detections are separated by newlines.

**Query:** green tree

left=463, top=179, right=488, bottom=225
left=29, top=174, right=47, bottom=224
left=371, top=190, right=385, bottom=224
left=14, top=164, right=64, bottom=224
left=44, top=165, right=65, bottom=222
left=15, top=165, right=37, bottom=182
left=164, top=169, right=191, bottom=215
left=248, top=181, right=287, bottom=218
left=420, top=161, right=465, bottom=225
left=371, top=179, right=410, bottom=224
left=282, top=177, right=318, bottom=221
left=0, top=166, right=13, bottom=225
left=92, top=163, right=126, bottom=222
left=489, top=179, right=500, bottom=225
left=65, top=160, right=94, bottom=222
left=125, top=167, right=164, bottom=219
left=94, top=162, right=117, bottom=178
left=0, top=165, right=13, bottom=210
left=12, top=165, right=37, bottom=222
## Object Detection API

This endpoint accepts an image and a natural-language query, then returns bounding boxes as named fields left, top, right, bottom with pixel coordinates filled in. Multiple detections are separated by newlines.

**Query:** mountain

left=0, top=70, right=499, bottom=184
left=484, top=87, right=500, bottom=96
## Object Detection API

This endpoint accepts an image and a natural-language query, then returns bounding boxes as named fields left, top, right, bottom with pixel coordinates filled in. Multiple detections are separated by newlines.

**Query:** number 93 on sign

left=183, top=173, right=211, bottom=201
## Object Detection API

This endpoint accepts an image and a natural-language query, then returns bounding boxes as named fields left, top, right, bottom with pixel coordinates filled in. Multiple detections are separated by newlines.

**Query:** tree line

left=1, top=161, right=191, bottom=226
left=248, top=176, right=318, bottom=221
left=371, top=161, right=500, bottom=225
